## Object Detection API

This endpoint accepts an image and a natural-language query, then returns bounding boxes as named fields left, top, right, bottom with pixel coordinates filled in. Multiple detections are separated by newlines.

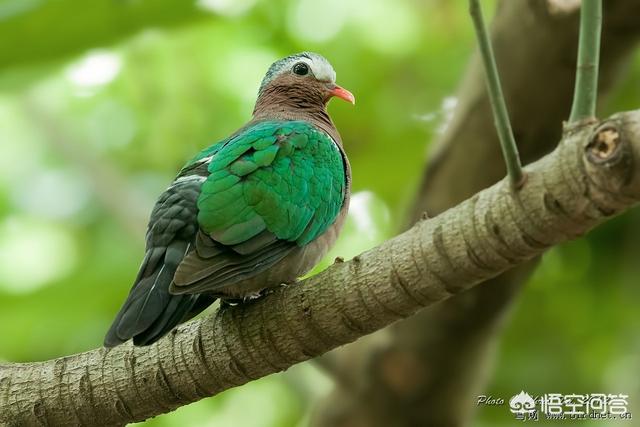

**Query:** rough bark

left=313, top=1, right=640, bottom=426
left=2, top=111, right=640, bottom=426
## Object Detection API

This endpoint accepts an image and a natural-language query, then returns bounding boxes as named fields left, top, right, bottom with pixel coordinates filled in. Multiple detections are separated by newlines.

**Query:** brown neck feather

left=252, top=75, right=342, bottom=144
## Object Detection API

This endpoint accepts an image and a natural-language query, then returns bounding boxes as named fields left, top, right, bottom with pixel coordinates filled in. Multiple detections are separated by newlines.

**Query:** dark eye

left=292, top=62, right=309, bottom=76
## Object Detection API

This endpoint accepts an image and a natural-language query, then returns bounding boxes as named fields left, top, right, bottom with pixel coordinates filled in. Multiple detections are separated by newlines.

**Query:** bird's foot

left=221, top=282, right=299, bottom=306
left=242, top=292, right=262, bottom=303
left=260, top=280, right=298, bottom=296
left=220, top=292, right=263, bottom=307
left=219, top=298, right=240, bottom=308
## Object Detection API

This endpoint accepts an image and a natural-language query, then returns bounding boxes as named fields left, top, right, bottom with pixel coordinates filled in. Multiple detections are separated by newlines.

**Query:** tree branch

left=2, top=111, right=640, bottom=426
left=570, top=0, right=603, bottom=122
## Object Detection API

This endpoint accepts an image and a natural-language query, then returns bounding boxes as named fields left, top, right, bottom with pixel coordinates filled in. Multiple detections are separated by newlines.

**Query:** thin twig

left=469, top=0, right=524, bottom=189
left=569, top=0, right=603, bottom=122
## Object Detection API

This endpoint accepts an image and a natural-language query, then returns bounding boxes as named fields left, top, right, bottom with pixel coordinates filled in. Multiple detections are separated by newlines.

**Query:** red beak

left=329, top=85, right=355, bottom=105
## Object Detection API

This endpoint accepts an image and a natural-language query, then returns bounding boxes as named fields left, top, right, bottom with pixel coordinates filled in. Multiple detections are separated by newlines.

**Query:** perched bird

left=104, top=52, right=354, bottom=347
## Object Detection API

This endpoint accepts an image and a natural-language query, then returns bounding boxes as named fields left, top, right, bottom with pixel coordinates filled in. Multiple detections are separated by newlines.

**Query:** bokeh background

left=0, top=0, right=639, bottom=425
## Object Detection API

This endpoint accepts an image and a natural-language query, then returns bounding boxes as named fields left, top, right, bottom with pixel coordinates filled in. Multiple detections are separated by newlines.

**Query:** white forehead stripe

left=299, top=56, right=336, bottom=83
left=259, top=52, right=338, bottom=93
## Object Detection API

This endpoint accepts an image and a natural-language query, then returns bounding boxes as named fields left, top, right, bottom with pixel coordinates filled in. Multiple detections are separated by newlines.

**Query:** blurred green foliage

left=0, top=1, right=638, bottom=426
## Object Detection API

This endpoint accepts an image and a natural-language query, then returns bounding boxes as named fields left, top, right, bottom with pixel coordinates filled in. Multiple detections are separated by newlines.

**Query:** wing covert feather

left=173, top=120, right=346, bottom=294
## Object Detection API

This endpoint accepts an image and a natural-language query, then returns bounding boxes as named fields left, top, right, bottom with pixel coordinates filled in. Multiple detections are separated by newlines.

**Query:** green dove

left=105, top=52, right=354, bottom=347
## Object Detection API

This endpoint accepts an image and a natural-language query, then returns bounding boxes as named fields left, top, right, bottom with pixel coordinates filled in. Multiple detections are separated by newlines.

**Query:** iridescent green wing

left=171, top=120, right=346, bottom=294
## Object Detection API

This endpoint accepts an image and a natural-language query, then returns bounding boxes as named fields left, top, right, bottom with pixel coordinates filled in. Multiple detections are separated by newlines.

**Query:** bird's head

left=253, top=52, right=355, bottom=119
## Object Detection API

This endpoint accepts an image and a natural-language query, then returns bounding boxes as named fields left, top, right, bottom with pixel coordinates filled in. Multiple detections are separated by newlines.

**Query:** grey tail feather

left=104, top=241, right=215, bottom=347
left=132, top=294, right=202, bottom=346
